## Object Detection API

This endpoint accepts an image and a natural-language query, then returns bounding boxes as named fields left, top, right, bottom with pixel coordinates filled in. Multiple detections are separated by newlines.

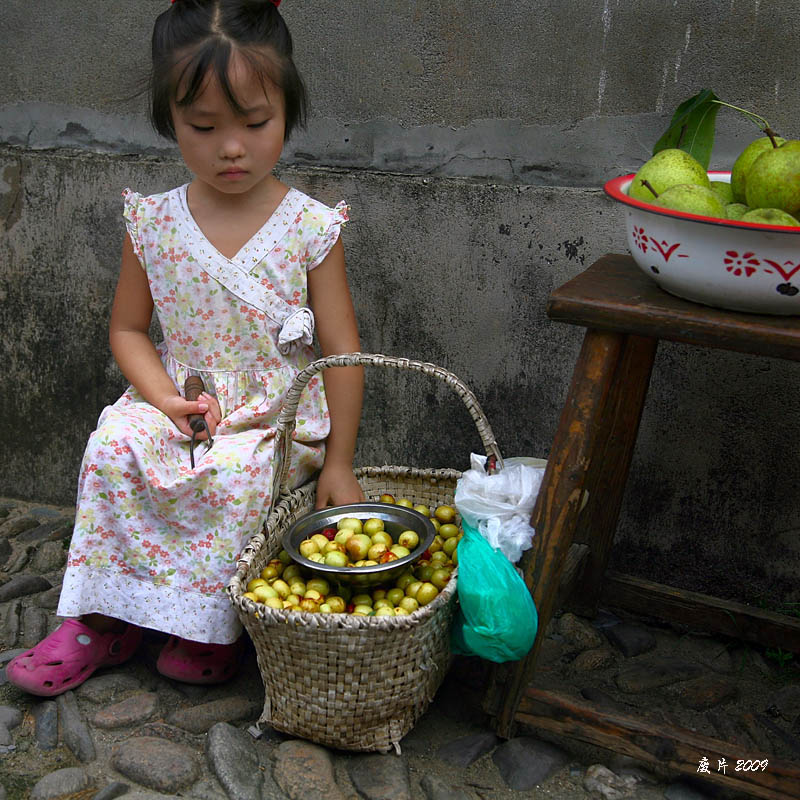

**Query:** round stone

left=30, top=767, right=91, bottom=800
left=111, top=736, right=200, bottom=794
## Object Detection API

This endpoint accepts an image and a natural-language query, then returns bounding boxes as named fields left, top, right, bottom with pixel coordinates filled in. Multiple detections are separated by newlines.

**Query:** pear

left=745, top=141, right=800, bottom=217
left=725, top=203, right=750, bottom=221
left=627, top=148, right=710, bottom=202
left=653, top=183, right=726, bottom=218
left=730, top=136, right=785, bottom=203
left=710, top=181, right=735, bottom=205
left=740, top=208, right=800, bottom=227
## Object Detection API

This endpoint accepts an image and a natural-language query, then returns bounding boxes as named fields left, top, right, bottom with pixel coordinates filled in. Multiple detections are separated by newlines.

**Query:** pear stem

left=763, top=126, right=780, bottom=148
left=710, top=100, right=778, bottom=141
left=641, top=179, right=659, bottom=199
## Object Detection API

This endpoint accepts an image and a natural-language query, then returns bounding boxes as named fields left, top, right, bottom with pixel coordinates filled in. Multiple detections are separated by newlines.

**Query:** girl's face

left=171, top=50, right=286, bottom=200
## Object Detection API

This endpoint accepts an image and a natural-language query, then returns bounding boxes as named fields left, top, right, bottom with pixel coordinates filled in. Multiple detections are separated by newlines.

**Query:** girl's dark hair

left=149, top=0, right=307, bottom=142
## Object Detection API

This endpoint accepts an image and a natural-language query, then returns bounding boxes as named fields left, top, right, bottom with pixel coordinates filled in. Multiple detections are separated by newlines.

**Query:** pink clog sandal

left=156, top=636, right=243, bottom=685
left=6, top=618, right=142, bottom=697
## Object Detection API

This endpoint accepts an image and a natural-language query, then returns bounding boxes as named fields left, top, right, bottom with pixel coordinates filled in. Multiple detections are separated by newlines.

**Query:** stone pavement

left=1, top=497, right=799, bottom=800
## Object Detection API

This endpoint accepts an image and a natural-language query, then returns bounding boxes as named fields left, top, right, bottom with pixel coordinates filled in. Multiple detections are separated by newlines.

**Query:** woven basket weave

left=228, top=353, right=503, bottom=752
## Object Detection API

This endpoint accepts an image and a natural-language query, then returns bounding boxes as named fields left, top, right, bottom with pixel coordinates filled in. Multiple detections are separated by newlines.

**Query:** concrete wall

left=2, top=1, right=799, bottom=608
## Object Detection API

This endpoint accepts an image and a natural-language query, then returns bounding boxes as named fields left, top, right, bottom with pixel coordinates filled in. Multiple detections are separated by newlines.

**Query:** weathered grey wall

left=2, top=0, right=799, bottom=608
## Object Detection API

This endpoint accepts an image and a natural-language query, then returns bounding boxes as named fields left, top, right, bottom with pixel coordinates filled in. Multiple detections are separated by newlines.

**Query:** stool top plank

left=548, top=254, right=800, bottom=362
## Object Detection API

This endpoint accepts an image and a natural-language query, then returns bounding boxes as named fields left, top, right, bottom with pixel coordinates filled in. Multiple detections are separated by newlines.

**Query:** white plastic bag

left=454, top=453, right=546, bottom=563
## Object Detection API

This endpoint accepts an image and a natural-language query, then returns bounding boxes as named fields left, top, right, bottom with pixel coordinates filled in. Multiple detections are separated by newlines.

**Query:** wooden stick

left=517, top=687, right=800, bottom=800
left=601, top=572, right=800, bottom=654
left=555, top=543, right=589, bottom=610
left=490, top=329, right=625, bottom=736
left=567, top=334, right=657, bottom=615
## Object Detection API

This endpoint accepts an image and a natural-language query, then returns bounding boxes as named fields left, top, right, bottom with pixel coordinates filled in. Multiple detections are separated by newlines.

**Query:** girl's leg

left=81, top=613, right=129, bottom=634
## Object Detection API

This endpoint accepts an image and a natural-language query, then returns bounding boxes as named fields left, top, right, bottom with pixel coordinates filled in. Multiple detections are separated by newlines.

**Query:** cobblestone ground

left=1, top=497, right=798, bottom=800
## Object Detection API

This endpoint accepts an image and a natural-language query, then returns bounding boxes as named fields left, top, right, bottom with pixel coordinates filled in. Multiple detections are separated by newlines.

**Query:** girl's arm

left=308, top=237, right=365, bottom=508
left=109, top=234, right=220, bottom=439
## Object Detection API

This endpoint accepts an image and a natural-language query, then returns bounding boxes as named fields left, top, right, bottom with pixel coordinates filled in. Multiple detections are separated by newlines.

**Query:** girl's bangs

left=174, top=42, right=283, bottom=114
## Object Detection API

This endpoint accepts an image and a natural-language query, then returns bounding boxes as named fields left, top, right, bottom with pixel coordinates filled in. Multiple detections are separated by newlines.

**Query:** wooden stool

left=485, top=253, right=800, bottom=800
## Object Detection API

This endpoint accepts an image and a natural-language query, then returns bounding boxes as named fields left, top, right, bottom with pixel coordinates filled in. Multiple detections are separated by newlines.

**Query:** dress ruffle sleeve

left=306, top=201, right=350, bottom=271
left=122, top=189, right=146, bottom=267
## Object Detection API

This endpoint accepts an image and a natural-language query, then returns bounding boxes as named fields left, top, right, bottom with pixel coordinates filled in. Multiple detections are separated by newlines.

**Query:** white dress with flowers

left=57, top=185, right=348, bottom=644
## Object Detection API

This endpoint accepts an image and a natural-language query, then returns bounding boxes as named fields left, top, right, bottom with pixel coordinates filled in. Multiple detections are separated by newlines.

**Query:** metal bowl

left=281, top=502, right=436, bottom=587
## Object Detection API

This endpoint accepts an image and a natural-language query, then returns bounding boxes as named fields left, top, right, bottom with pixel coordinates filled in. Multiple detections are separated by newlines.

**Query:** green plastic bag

left=451, top=521, right=538, bottom=662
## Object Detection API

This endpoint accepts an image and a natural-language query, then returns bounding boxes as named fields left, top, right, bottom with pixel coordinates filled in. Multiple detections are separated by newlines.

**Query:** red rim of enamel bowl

left=604, top=172, right=800, bottom=233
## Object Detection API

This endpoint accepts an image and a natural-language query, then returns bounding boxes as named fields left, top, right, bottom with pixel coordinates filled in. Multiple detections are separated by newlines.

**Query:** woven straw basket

left=228, top=353, right=503, bottom=752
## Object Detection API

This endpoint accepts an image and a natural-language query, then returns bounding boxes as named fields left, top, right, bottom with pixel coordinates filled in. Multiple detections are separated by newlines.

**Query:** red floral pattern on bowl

left=605, top=172, right=800, bottom=315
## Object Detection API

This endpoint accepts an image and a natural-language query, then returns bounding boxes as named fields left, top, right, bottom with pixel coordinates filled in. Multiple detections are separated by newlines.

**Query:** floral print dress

left=57, top=185, right=348, bottom=644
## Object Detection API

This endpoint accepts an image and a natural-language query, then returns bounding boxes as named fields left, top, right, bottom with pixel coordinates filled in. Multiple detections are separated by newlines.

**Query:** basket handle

left=270, top=352, right=503, bottom=509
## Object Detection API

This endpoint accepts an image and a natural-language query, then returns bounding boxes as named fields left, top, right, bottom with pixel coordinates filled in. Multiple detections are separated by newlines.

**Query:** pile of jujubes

left=244, top=498, right=461, bottom=616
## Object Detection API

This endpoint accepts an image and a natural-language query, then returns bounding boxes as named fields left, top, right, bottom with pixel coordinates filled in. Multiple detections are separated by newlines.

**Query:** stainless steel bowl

left=281, top=502, right=436, bottom=587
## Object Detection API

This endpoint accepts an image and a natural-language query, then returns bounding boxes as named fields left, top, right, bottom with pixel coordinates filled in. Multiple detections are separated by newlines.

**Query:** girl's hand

left=315, top=463, right=365, bottom=509
left=111, top=235, right=226, bottom=442
left=161, top=391, right=222, bottom=440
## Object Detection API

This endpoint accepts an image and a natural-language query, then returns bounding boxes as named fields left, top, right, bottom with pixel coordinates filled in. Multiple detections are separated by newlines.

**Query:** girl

left=8, top=0, right=364, bottom=695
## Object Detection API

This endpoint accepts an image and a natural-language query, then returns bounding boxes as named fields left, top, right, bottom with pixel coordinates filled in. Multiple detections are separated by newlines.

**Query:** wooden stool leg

left=487, top=328, right=626, bottom=738
left=568, top=333, right=657, bottom=616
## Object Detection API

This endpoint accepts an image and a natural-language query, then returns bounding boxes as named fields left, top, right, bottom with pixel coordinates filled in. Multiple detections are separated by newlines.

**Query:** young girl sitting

left=8, top=0, right=364, bottom=696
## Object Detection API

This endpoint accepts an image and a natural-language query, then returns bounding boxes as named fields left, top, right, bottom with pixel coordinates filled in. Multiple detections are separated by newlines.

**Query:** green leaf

left=653, top=89, right=720, bottom=169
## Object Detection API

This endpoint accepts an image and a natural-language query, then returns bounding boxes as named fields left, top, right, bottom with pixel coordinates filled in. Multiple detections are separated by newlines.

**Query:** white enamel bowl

left=604, top=171, right=800, bottom=315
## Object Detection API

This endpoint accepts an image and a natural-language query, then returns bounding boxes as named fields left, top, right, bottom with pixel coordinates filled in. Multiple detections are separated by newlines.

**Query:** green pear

left=627, top=148, right=710, bottom=202
left=710, top=181, right=735, bottom=205
left=725, top=203, right=750, bottom=221
left=740, top=207, right=800, bottom=227
left=653, top=183, right=726, bottom=218
left=745, top=141, right=800, bottom=216
left=730, top=136, right=785, bottom=203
